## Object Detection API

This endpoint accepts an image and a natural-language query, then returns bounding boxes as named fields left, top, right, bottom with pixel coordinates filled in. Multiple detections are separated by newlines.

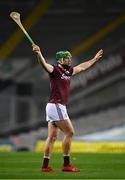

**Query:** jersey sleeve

left=49, top=65, right=57, bottom=77
left=69, top=67, right=73, bottom=76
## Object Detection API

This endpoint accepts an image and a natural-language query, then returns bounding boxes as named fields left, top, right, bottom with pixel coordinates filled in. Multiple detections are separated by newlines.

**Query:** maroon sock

left=64, top=155, right=70, bottom=166
left=42, top=157, right=50, bottom=168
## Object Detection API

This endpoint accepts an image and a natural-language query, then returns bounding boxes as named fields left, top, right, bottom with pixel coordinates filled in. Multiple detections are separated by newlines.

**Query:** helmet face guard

left=56, top=51, right=72, bottom=70
left=56, top=51, right=71, bottom=60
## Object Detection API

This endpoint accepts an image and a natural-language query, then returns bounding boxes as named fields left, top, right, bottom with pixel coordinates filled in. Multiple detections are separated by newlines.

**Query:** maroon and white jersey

left=48, top=64, right=73, bottom=105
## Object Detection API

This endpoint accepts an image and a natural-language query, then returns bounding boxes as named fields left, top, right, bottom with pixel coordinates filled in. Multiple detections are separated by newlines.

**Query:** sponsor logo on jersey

left=61, top=73, right=71, bottom=80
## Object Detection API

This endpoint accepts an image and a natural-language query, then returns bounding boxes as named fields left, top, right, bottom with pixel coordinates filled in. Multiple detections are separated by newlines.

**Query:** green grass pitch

left=0, top=152, right=125, bottom=179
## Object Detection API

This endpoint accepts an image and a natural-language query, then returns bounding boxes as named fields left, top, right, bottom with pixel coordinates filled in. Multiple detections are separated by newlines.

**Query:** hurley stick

left=10, top=12, right=35, bottom=45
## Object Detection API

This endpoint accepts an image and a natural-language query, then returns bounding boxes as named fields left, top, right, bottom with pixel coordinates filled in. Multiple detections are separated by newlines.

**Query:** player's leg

left=44, top=121, right=59, bottom=156
left=55, top=119, right=74, bottom=155
left=54, top=119, right=80, bottom=172
left=41, top=121, right=59, bottom=172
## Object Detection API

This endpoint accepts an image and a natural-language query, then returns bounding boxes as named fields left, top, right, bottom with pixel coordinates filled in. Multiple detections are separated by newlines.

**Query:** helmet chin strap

left=57, top=60, right=71, bottom=70
left=61, top=64, right=71, bottom=70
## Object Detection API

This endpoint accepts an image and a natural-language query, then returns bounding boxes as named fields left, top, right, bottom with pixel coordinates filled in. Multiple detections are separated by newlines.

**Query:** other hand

left=94, top=49, right=103, bottom=61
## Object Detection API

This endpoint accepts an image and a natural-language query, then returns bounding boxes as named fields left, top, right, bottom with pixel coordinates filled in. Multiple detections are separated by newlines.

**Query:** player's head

left=56, top=50, right=72, bottom=69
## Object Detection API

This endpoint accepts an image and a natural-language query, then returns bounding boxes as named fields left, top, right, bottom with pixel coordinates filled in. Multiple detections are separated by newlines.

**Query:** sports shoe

left=41, top=166, right=57, bottom=172
left=62, top=163, right=80, bottom=172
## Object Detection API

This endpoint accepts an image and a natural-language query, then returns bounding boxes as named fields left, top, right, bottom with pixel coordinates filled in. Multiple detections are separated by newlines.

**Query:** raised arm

left=73, top=49, right=103, bottom=75
left=32, top=44, right=54, bottom=73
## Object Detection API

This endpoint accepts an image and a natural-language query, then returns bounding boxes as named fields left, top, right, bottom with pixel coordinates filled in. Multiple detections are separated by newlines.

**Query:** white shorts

left=46, top=103, right=69, bottom=122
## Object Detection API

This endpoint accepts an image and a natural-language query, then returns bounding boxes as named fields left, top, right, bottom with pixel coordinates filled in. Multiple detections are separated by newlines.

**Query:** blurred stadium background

left=0, top=0, right=125, bottom=152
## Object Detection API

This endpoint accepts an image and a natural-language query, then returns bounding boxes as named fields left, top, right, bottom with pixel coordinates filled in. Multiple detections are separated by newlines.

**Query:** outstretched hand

left=94, top=49, right=103, bottom=61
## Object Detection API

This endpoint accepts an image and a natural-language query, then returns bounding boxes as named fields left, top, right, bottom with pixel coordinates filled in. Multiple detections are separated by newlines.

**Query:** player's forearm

left=73, top=49, right=103, bottom=75
left=36, top=52, right=53, bottom=73
left=80, top=49, right=103, bottom=71
left=36, top=52, right=46, bottom=67
left=80, top=57, right=97, bottom=70
left=32, top=44, right=53, bottom=73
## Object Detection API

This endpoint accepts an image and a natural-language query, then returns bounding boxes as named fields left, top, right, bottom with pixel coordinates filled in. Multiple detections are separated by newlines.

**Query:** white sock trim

left=63, top=154, right=70, bottom=157
left=44, top=155, right=50, bottom=159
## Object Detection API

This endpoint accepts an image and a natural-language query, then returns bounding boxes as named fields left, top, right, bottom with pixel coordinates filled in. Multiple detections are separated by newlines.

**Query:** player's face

left=63, top=56, right=72, bottom=66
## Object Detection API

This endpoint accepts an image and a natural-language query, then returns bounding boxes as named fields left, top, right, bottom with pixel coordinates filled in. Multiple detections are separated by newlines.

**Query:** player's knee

left=67, top=129, right=75, bottom=137
left=52, top=135, right=57, bottom=142
left=71, top=130, right=75, bottom=137
left=49, top=135, right=57, bottom=142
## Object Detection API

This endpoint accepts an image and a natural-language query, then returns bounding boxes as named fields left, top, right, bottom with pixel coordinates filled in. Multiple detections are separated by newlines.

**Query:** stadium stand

left=0, top=0, right=125, bottom=147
